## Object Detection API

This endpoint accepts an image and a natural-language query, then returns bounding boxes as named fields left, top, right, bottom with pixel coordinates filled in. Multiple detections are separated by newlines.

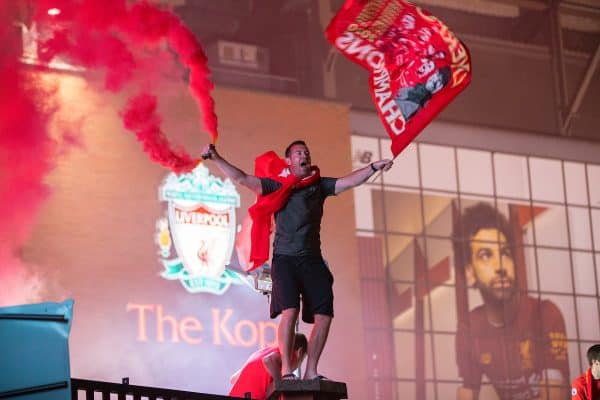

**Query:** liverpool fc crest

left=155, top=164, right=243, bottom=295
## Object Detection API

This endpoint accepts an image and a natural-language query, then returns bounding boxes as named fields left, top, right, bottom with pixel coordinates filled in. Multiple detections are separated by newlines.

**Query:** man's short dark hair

left=285, top=140, right=307, bottom=158
left=587, top=344, right=600, bottom=365
left=293, top=333, right=308, bottom=353
left=452, top=202, right=515, bottom=273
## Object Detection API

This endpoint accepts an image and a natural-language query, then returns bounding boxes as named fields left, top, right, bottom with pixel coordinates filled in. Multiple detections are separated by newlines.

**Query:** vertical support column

left=318, top=0, right=338, bottom=99
left=548, top=0, right=568, bottom=135
left=414, top=240, right=426, bottom=400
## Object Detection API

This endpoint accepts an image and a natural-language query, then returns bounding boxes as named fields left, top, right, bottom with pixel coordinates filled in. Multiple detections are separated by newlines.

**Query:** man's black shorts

left=270, top=254, right=334, bottom=324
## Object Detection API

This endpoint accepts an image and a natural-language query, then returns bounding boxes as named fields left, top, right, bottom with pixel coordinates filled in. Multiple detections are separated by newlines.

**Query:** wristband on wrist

left=370, top=163, right=377, bottom=172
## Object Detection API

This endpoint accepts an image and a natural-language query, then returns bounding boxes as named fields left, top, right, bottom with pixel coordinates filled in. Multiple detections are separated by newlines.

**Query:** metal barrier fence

left=71, top=378, right=249, bottom=400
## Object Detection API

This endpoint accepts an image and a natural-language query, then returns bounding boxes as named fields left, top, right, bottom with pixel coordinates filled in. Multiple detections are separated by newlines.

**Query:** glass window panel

left=426, top=382, right=436, bottom=400
left=357, top=232, right=386, bottom=279
left=426, top=237, right=454, bottom=285
left=576, top=296, right=600, bottom=341
left=423, top=193, right=455, bottom=237
left=597, top=253, right=600, bottom=298
left=394, top=331, right=415, bottom=378
left=437, top=383, right=462, bottom=400
left=381, top=139, right=420, bottom=187
left=396, top=382, right=415, bottom=400
left=424, top=286, right=457, bottom=333
left=375, top=189, right=423, bottom=234
left=572, top=345, right=590, bottom=380
left=533, top=205, right=569, bottom=248
left=424, top=333, right=435, bottom=379
left=568, top=206, right=592, bottom=250
left=433, top=333, right=460, bottom=380
left=523, top=245, right=539, bottom=292
left=351, top=135, right=380, bottom=171
left=588, top=164, right=600, bottom=208
left=494, top=153, right=530, bottom=199
left=564, top=162, right=589, bottom=206
left=368, top=379, right=398, bottom=400
left=457, top=148, right=494, bottom=195
left=530, top=157, right=565, bottom=203
left=419, top=144, right=457, bottom=192
left=361, top=280, right=394, bottom=329
left=592, top=209, right=600, bottom=250
left=479, top=383, right=501, bottom=400
left=544, top=294, right=577, bottom=339
left=388, top=234, right=416, bottom=282
left=572, top=251, right=597, bottom=295
left=537, top=249, right=573, bottom=294
left=511, top=202, right=536, bottom=246
left=354, top=185, right=376, bottom=230
left=390, top=282, right=415, bottom=331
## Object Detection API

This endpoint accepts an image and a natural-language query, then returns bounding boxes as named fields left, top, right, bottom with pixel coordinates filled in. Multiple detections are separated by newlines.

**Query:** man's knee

left=279, top=308, right=299, bottom=324
left=281, top=308, right=299, bottom=316
left=313, top=314, right=332, bottom=327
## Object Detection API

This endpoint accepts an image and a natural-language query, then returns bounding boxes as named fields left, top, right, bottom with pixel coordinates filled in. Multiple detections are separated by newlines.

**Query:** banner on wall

left=326, top=0, right=472, bottom=156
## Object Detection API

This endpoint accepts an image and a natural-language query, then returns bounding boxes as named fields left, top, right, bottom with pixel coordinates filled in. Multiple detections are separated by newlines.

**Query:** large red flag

left=326, top=0, right=472, bottom=156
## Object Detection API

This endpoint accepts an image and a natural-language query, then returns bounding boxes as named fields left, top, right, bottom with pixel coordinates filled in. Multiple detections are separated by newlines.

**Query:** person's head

left=285, top=140, right=312, bottom=179
left=425, top=66, right=451, bottom=93
left=587, top=344, right=600, bottom=375
left=452, top=202, right=517, bottom=305
left=292, top=333, right=308, bottom=367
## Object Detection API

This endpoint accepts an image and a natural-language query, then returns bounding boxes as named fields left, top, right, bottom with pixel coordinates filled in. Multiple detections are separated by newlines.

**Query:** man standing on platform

left=571, top=344, right=600, bottom=400
left=202, top=141, right=393, bottom=380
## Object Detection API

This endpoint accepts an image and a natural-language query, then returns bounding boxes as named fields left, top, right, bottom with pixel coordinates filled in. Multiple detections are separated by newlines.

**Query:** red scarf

left=246, top=151, right=320, bottom=271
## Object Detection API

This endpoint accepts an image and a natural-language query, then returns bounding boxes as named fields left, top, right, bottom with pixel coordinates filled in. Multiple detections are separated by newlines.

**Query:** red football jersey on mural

left=456, top=296, right=569, bottom=399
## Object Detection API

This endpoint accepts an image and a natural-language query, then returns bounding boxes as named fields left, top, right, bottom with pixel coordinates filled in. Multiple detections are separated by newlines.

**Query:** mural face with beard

left=466, top=228, right=517, bottom=304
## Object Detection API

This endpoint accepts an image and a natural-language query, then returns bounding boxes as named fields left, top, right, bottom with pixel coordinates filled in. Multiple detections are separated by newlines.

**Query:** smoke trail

left=0, top=0, right=217, bottom=304
left=121, top=93, right=196, bottom=174
left=37, top=0, right=218, bottom=172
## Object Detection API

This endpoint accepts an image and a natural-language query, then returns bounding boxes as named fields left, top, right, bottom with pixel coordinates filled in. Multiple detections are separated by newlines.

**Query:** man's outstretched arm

left=334, top=159, right=393, bottom=195
left=201, top=144, right=262, bottom=195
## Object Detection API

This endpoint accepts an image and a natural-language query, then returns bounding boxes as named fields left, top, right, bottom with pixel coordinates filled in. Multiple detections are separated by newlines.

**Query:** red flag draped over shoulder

left=326, top=0, right=472, bottom=156
left=238, top=151, right=320, bottom=272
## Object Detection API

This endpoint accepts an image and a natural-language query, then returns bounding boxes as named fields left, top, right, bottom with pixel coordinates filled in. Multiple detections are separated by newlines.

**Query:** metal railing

left=71, top=378, right=249, bottom=400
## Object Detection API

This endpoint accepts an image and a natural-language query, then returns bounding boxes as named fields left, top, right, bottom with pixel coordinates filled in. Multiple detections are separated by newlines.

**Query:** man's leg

left=278, top=307, right=299, bottom=377
left=303, top=313, right=332, bottom=379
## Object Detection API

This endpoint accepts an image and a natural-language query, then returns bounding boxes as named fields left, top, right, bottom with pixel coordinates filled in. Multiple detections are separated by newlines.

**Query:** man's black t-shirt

left=260, top=177, right=337, bottom=256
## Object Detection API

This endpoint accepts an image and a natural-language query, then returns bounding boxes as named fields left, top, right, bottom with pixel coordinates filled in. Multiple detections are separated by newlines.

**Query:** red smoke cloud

left=36, top=0, right=218, bottom=171
left=0, top=3, right=60, bottom=305
left=0, top=0, right=218, bottom=305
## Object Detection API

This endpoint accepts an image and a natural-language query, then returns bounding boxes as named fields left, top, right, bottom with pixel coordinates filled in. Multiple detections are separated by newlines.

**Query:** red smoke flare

left=0, top=0, right=218, bottom=305
left=0, top=3, right=61, bottom=305
left=37, top=0, right=218, bottom=172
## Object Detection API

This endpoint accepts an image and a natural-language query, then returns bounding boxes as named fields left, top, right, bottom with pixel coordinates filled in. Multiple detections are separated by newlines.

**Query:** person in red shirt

left=571, top=344, right=600, bottom=400
left=453, top=202, right=569, bottom=400
left=229, top=333, right=307, bottom=400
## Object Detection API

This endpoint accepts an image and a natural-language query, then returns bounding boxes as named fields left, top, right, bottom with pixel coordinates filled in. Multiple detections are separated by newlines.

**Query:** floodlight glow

left=47, top=8, right=61, bottom=16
